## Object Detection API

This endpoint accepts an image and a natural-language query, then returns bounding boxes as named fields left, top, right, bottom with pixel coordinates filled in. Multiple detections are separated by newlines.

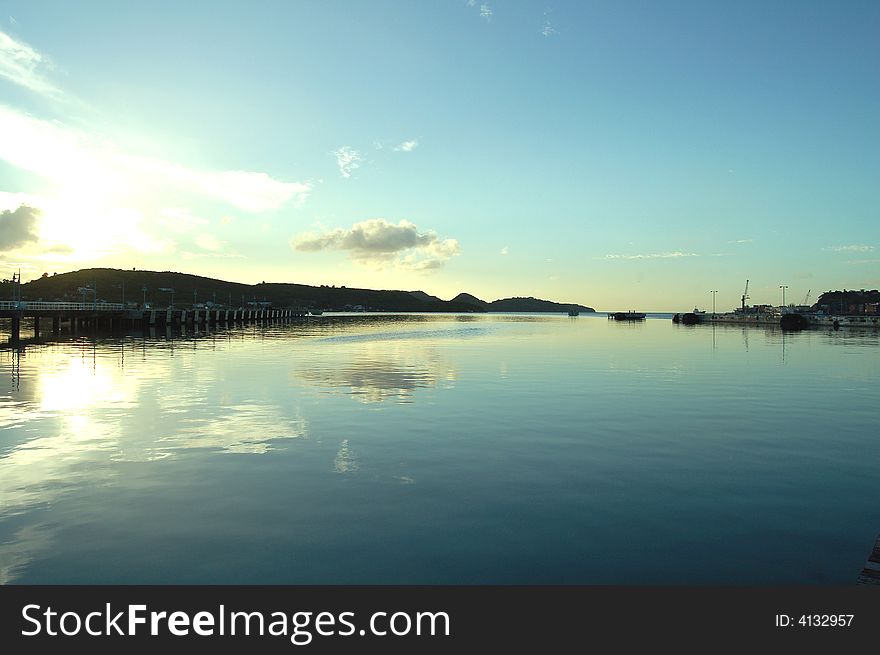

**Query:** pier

left=0, top=301, right=308, bottom=342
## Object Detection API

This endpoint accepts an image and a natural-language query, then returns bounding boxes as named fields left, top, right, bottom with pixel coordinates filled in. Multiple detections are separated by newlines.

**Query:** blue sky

left=0, top=1, right=878, bottom=309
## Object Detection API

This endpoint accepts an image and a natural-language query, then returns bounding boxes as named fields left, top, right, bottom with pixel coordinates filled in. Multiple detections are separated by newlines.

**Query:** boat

left=694, top=305, right=781, bottom=325
left=610, top=311, right=646, bottom=321
left=672, top=308, right=704, bottom=325
left=310, top=310, right=324, bottom=316
left=676, top=281, right=880, bottom=330
left=567, top=310, right=579, bottom=317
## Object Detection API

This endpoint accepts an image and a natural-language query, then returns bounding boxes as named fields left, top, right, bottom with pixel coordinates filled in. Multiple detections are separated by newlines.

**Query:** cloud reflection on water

left=0, top=338, right=310, bottom=581
left=297, top=342, right=458, bottom=404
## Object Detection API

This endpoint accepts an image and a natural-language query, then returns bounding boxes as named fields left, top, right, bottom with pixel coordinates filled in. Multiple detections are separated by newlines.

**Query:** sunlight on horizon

left=1, top=2, right=878, bottom=308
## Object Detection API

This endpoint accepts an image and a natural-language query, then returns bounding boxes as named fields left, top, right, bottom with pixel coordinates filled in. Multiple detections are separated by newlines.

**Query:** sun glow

left=0, top=103, right=308, bottom=267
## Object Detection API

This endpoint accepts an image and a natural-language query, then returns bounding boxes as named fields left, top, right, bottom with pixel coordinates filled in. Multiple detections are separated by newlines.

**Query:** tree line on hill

left=4, top=268, right=595, bottom=314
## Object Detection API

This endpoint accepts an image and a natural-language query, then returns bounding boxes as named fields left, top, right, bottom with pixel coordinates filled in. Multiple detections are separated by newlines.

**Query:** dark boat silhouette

left=610, top=311, right=646, bottom=321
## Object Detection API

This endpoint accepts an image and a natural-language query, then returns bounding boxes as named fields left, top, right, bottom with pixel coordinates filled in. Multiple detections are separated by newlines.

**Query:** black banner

left=1, top=586, right=877, bottom=652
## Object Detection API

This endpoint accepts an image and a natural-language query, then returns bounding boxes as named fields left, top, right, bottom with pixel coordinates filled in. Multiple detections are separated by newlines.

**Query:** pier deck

left=0, top=301, right=308, bottom=342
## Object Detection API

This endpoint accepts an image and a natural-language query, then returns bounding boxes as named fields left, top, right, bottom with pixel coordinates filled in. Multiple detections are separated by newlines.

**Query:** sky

left=0, top=1, right=878, bottom=310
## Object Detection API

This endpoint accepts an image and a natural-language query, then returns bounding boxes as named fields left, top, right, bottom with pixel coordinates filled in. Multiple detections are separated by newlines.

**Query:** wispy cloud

left=604, top=251, right=699, bottom=260
left=195, top=233, right=225, bottom=252
left=846, top=258, right=880, bottom=265
left=9, top=16, right=17, bottom=26
left=826, top=244, right=874, bottom=253
left=541, top=21, right=557, bottom=37
left=334, top=146, right=362, bottom=178
left=181, top=250, right=245, bottom=260
left=154, top=207, right=208, bottom=235
left=728, top=238, right=753, bottom=244
left=292, top=218, right=460, bottom=271
left=0, top=105, right=311, bottom=213
left=393, top=139, right=419, bottom=153
left=500, top=246, right=508, bottom=256
left=0, top=29, right=61, bottom=98
left=0, top=105, right=309, bottom=261
left=467, top=1, right=491, bottom=21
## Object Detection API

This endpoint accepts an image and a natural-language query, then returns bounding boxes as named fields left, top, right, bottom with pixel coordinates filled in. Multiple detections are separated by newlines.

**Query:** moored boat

left=610, top=311, right=646, bottom=321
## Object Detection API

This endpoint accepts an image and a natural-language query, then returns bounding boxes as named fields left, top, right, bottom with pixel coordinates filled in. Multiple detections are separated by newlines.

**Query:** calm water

left=1, top=314, right=878, bottom=584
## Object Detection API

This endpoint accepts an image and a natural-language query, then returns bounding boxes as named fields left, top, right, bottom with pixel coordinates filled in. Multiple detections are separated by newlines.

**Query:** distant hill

left=815, top=289, right=879, bottom=313
left=487, top=296, right=594, bottom=313
left=409, top=290, right=443, bottom=303
left=451, top=292, right=488, bottom=307
left=450, top=292, right=594, bottom=313
left=10, top=268, right=595, bottom=313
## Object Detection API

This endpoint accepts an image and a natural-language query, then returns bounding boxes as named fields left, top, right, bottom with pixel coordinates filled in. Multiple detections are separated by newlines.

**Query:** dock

left=0, top=301, right=308, bottom=342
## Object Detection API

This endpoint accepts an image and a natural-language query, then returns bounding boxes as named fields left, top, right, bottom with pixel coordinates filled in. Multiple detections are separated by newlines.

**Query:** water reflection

left=299, top=353, right=456, bottom=403
left=0, top=523, right=56, bottom=585
left=0, top=314, right=878, bottom=585
left=130, top=404, right=309, bottom=460
left=333, top=439, right=359, bottom=474
left=298, top=343, right=458, bottom=404
left=0, top=333, right=316, bottom=581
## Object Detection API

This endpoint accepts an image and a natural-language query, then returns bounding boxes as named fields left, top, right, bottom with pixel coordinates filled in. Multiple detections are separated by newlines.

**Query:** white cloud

left=0, top=29, right=61, bottom=97
left=293, top=218, right=460, bottom=271
left=604, top=251, right=699, bottom=260
left=542, top=21, right=557, bottom=37
left=399, top=238, right=461, bottom=271
left=727, top=238, right=753, bottom=244
left=500, top=246, right=508, bottom=255
left=0, top=106, right=310, bottom=262
left=295, top=218, right=432, bottom=254
left=0, top=204, right=39, bottom=251
left=156, top=207, right=209, bottom=234
left=480, top=4, right=493, bottom=21
left=0, top=190, right=42, bottom=209
left=0, top=105, right=311, bottom=213
left=827, top=244, right=874, bottom=253
left=393, top=139, right=419, bottom=153
left=195, top=233, right=224, bottom=252
left=334, top=146, right=362, bottom=178
left=181, top=250, right=244, bottom=260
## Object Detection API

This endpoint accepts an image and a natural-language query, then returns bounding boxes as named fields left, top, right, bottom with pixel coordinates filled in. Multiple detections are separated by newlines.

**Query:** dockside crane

left=741, top=279, right=750, bottom=310
left=803, top=289, right=811, bottom=306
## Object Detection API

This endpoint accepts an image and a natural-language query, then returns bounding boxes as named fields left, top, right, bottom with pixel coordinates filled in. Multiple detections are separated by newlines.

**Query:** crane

left=803, top=289, right=811, bottom=306
left=741, top=279, right=750, bottom=310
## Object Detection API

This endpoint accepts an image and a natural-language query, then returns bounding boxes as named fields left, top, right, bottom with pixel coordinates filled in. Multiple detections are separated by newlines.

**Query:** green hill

left=815, top=289, right=879, bottom=314
left=8, top=268, right=595, bottom=313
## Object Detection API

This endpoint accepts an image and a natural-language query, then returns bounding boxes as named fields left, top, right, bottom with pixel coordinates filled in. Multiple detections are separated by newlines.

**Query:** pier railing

left=0, top=301, right=126, bottom=311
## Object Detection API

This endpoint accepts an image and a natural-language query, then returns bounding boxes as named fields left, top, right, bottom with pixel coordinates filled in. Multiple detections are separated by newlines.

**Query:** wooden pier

left=0, top=301, right=308, bottom=342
